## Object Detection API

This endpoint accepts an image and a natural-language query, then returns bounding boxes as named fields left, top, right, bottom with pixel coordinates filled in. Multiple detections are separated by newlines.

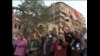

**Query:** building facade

left=12, top=10, right=24, bottom=37
left=48, top=2, right=86, bottom=37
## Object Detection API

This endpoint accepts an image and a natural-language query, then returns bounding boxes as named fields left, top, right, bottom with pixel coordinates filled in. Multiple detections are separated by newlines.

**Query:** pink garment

left=14, top=38, right=28, bottom=56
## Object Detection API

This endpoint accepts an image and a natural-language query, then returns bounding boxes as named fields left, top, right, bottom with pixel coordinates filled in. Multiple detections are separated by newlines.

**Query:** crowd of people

left=12, top=28, right=87, bottom=56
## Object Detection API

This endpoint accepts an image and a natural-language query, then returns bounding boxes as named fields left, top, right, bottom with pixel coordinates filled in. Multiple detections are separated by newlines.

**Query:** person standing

left=63, top=27, right=75, bottom=56
left=43, top=31, right=54, bottom=56
left=71, top=31, right=81, bottom=56
left=27, top=31, right=40, bottom=56
left=51, top=32, right=68, bottom=56
left=14, top=33, right=28, bottom=56
left=71, top=38, right=81, bottom=56
left=12, top=34, right=18, bottom=56
left=80, top=38, right=86, bottom=56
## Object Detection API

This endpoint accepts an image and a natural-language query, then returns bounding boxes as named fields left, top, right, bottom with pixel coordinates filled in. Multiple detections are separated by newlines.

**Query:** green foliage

left=15, top=0, right=53, bottom=37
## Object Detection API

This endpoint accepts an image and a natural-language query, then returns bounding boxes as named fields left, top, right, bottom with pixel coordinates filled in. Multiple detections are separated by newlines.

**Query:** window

left=65, top=19, right=69, bottom=22
left=55, top=11, right=60, bottom=15
left=70, top=15, right=73, bottom=20
left=14, top=24, right=17, bottom=28
left=53, top=27, right=57, bottom=35
left=18, top=25, right=21, bottom=29
left=61, top=12, right=66, bottom=16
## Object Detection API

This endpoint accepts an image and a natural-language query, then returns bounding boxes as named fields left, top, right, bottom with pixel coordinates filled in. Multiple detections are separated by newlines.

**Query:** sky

left=12, top=0, right=87, bottom=28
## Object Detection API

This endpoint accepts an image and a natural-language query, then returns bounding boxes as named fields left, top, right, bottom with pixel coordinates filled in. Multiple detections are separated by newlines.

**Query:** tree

left=15, top=0, right=53, bottom=37
left=19, top=0, right=44, bottom=18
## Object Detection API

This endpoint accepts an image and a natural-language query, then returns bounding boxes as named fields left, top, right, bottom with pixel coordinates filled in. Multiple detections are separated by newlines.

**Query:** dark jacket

left=64, top=32, right=75, bottom=56
left=27, top=39, right=40, bottom=56
left=39, top=36, right=53, bottom=56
